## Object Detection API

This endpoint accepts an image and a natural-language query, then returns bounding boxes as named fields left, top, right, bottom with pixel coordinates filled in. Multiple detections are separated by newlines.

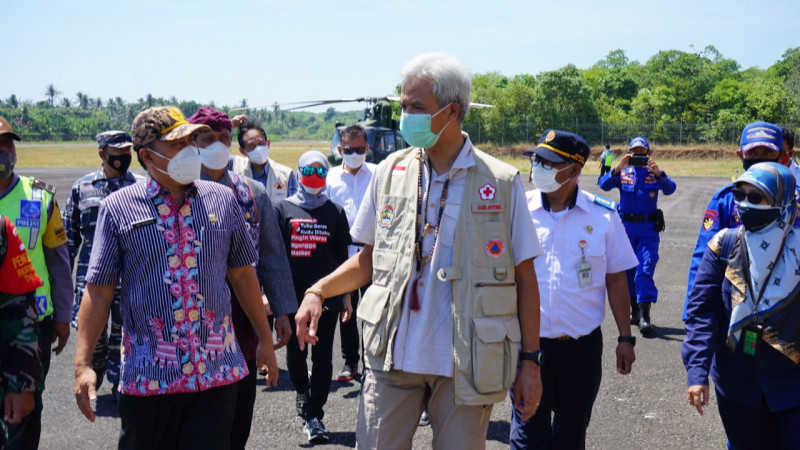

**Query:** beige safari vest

left=358, top=145, right=521, bottom=405
left=230, top=156, right=293, bottom=204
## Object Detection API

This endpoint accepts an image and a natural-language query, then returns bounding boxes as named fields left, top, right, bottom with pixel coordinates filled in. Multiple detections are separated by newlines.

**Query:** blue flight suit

left=683, top=183, right=800, bottom=319
left=599, top=166, right=676, bottom=303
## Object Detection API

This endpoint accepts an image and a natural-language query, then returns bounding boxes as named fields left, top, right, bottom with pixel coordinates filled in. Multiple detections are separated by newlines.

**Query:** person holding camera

left=599, top=137, right=676, bottom=335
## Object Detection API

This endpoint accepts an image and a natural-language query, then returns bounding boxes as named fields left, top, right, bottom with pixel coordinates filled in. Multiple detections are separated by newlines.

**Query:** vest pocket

left=474, top=281, right=517, bottom=316
left=358, top=284, right=391, bottom=358
left=472, top=317, right=521, bottom=394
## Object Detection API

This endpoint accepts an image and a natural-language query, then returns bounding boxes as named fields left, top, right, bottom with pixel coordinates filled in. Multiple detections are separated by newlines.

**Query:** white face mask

left=199, top=141, right=230, bottom=170
left=532, top=163, right=574, bottom=193
left=301, top=184, right=324, bottom=195
left=342, top=153, right=366, bottom=169
left=247, top=145, right=269, bottom=165
left=151, top=145, right=203, bottom=185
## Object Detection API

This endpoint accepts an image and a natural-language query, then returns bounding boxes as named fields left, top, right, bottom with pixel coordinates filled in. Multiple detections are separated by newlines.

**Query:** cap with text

left=628, top=136, right=650, bottom=151
left=740, top=121, right=783, bottom=153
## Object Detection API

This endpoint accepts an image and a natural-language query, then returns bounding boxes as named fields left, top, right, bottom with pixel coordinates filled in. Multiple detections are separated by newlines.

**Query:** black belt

left=622, top=212, right=657, bottom=223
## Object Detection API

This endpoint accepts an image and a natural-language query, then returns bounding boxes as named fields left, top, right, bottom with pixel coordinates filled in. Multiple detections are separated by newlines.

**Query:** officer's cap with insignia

left=740, top=122, right=782, bottom=153
left=523, top=129, right=590, bottom=166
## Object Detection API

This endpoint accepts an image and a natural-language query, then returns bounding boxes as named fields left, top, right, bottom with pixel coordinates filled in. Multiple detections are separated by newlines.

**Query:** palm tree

left=6, top=94, right=18, bottom=108
left=76, top=92, right=90, bottom=109
left=95, top=97, right=103, bottom=109
left=145, top=93, right=155, bottom=107
left=44, top=83, right=61, bottom=107
left=61, top=98, right=72, bottom=107
left=240, top=98, right=248, bottom=109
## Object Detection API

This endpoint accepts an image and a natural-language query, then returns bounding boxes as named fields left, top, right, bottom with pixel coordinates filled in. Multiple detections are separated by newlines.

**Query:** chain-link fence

left=461, top=119, right=799, bottom=147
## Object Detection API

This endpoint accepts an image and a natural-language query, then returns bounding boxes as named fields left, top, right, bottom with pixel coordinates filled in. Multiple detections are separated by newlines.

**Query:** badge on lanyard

left=578, top=240, right=592, bottom=288
left=741, top=323, right=762, bottom=357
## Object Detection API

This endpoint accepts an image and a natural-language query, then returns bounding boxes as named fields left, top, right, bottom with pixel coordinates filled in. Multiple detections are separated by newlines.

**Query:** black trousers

left=117, top=382, right=238, bottom=450
left=717, top=390, right=800, bottom=450
left=509, top=327, right=603, bottom=450
left=339, top=285, right=368, bottom=368
left=230, top=359, right=257, bottom=450
left=6, top=316, right=52, bottom=450
left=286, top=309, right=338, bottom=420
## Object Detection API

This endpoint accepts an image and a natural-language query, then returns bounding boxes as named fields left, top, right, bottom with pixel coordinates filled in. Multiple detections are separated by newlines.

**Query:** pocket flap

left=357, top=284, right=390, bottom=325
left=473, top=318, right=507, bottom=343
left=372, top=248, right=398, bottom=271
left=504, top=318, right=521, bottom=343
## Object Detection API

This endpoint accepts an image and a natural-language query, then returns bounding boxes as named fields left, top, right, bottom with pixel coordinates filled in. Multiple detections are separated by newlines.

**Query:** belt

left=542, top=327, right=601, bottom=342
left=622, top=212, right=657, bottom=223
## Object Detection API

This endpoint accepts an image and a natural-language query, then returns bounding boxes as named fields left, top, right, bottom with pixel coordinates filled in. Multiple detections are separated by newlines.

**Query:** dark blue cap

left=629, top=136, right=650, bottom=150
left=740, top=122, right=782, bottom=153
left=523, top=129, right=590, bottom=166
left=96, top=130, right=133, bottom=149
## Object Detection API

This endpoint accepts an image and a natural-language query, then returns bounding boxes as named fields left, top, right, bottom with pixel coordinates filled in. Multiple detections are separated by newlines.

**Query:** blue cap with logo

left=522, top=129, right=590, bottom=166
left=629, top=136, right=650, bottom=151
left=740, top=122, right=783, bottom=153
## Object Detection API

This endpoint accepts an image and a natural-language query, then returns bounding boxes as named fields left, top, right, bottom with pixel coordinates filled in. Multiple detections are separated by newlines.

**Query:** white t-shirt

left=351, top=135, right=542, bottom=377
left=326, top=162, right=377, bottom=258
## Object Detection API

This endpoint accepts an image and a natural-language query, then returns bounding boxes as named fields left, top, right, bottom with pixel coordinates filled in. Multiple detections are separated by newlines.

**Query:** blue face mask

left=399, top=104, right=451, bottom=149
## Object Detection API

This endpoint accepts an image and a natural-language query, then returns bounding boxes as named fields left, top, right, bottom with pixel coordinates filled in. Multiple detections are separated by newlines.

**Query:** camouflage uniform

left=63, top=167, right=142, bottom=388
left=0, top=216, right=43, bottom=445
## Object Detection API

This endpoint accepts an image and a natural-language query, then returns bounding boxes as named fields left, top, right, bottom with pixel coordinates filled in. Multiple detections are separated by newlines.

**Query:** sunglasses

left=299, top=166, right=329, bottom=178
left=342, top=146, right=367, bottom=155
left=732, top=187, right=765, bottom=204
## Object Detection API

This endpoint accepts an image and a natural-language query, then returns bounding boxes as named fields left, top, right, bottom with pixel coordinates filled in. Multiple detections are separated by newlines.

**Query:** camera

left=629, top=155, right=649, bottom=166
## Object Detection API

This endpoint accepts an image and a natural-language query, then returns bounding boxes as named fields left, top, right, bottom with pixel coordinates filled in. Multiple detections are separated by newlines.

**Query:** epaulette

left=32, top=178, right=57, bottom=194
left=593, top=195, right=617, bottom=211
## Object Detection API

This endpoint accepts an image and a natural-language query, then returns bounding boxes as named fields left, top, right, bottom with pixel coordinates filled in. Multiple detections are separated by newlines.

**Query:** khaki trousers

left=356, top=368, right=493, bottom=450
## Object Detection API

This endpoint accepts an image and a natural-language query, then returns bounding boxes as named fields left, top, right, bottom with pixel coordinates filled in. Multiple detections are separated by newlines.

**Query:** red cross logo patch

left=479, top=183, right=496, bottom=201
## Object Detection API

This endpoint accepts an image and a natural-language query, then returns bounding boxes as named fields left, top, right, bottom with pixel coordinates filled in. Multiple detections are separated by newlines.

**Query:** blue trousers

left=623, top=221, right=660, bottom=304
left=509, top=327, right=603, bottom=449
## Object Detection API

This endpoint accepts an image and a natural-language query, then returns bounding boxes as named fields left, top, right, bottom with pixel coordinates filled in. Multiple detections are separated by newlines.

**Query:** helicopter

left=234, top=97, right=494, bottom=164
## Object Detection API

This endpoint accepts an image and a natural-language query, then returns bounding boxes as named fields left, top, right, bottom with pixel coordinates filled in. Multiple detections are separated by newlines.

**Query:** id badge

left=741, top=323, right=762, bottom=357
left=578, top=262, right=592, bottom=288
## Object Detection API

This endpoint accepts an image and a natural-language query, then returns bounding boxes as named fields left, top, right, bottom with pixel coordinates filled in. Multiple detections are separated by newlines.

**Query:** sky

left=4, top=0, right=799, bottom=113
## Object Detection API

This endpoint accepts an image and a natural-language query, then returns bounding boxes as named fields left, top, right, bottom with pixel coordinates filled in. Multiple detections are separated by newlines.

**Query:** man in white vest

left=295, top=52, right=544, bottom=449
left=228, top=121, right=297, bottom=204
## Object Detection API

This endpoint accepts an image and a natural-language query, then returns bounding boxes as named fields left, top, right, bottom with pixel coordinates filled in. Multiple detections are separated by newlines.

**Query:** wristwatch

left=618, top=335, right=636, bottom=347
left=519, top=350, right=543, bottom=366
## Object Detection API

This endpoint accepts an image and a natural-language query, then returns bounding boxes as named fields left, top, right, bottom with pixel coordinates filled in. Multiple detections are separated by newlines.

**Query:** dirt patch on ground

left=486, top=143, right=739, bottom=159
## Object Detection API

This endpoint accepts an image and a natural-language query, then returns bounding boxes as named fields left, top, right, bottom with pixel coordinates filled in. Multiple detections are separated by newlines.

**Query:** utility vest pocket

left=471, top=317, right=521, bottom=394
left=358, top=284, right=391, bottom=359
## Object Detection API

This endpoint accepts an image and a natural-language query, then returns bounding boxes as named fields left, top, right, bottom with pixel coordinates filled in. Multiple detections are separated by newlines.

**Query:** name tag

left=578, top=262, right=592, bottom=288
left=472, top=203, right=504, bottom=213
left=131, top=217, right=157, bottom=229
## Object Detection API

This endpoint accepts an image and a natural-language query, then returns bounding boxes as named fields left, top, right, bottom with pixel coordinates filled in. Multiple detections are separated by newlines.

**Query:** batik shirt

left=85, top=178, right=258, bottom=396
left=62, top=167, right=143, bottom=323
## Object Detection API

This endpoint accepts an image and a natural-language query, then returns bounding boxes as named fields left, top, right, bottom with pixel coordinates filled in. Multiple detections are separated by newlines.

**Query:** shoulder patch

left=32, top=178, right=56, bottom=194
left=593, top=195, right=617, bottom=210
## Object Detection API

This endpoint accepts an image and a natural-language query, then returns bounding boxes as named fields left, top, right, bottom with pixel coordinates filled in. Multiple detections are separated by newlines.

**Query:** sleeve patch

left=702, top=209, right=719, bottom=231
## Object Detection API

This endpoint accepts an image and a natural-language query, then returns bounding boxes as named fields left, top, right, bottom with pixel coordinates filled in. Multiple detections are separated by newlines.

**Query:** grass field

left=16, top=141, right=745, bottom=178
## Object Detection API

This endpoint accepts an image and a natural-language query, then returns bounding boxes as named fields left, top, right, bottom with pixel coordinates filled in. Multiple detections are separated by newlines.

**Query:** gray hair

left=400, top=52, right=471, bottom=123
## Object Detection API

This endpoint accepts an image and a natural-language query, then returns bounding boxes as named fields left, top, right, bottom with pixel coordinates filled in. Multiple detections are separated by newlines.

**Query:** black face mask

left=738, top=203, right=781, bottom=232
left=106, top=153, right=132, bottom=174
left=0, top=152, right=16, bottom=179
left=742, top=157, right=778, bottom=171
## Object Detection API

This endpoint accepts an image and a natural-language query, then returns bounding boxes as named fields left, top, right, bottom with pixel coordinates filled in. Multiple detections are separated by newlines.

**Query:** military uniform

left=0, top=215, right=43, bottom=445
left=63, top=167, right=143, bottom=388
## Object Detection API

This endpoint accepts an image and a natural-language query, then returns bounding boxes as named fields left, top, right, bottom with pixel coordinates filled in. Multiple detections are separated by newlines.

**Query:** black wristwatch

left=618, top=336, right=636, bottom=347
left=519, top=350, right=543, bottom=366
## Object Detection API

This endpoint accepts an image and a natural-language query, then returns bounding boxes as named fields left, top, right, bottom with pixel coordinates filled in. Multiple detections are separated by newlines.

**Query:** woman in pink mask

left=273, top=151, right=352, bottom=444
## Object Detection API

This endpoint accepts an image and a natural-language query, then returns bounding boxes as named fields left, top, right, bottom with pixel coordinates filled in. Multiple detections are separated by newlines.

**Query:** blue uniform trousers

left=509, top=327, right=602, bottom=449
left=716, top=389, right=800, bottom=450
left=623, top=221, right=659, bottom=304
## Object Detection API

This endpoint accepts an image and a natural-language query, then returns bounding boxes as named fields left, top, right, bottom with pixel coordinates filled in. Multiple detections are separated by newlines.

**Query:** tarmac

left=22, top=167, right=729, bottom=449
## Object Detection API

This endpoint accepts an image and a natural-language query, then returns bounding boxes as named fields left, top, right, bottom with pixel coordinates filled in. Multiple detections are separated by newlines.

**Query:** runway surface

left=18, top=166, right=729, bottom=449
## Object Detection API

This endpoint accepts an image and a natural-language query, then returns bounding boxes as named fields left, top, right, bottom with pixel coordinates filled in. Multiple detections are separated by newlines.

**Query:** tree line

left=3, top=46, right=799, bottom=145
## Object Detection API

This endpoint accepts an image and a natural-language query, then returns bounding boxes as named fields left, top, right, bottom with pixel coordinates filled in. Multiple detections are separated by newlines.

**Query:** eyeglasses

left=342, top=146, right=367, bottom=155
left=732, top=187, right=765, bottom=204
left=531, top=155, right=560, bottom=170
left=299, top=166, right=329, bottom=178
